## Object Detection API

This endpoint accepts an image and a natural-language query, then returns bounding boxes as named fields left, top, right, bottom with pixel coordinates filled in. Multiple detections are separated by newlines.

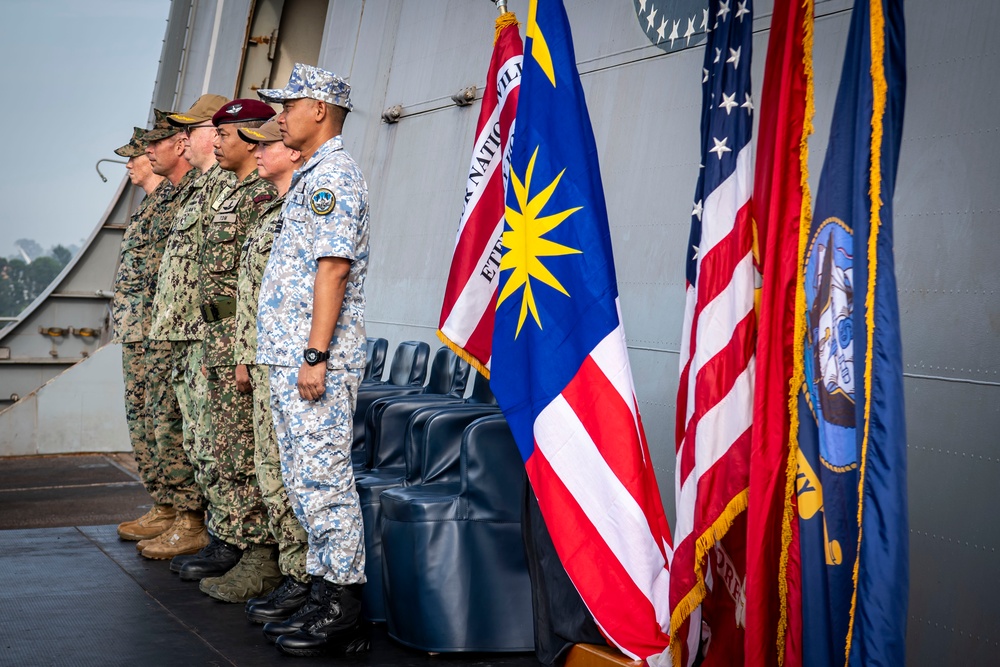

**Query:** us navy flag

left=794, top=0, right=908, bottom=665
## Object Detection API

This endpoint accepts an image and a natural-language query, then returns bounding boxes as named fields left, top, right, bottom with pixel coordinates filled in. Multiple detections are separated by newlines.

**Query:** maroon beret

left=212, top=99, right=276, bottom=126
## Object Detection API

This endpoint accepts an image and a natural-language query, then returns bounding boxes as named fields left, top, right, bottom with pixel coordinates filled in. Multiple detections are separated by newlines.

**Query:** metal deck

left=0, top=454, right=541, bottom=667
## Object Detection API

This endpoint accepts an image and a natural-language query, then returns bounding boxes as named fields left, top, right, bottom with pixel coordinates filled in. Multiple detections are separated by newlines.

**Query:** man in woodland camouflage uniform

left=193, top=98, right=284, bottom=603
left=146, top=95, right=236, bottom=565
left=112, top=122, right=189, bottom=542
left=232, top=119, right=311, bottom=624
left=255, top=64, right=371, bottom=657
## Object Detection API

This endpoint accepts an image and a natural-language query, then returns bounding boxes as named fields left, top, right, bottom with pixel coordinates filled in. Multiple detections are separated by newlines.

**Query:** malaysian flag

left=437, top=13, right=523, bottom=377
left=491, top=0, right=672, bottom=659
left=671, top=0, right=755, bottom=665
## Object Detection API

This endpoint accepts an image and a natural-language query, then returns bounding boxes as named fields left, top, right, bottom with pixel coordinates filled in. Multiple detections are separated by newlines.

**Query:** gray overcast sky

left=0, top=0, right=171, bottom=259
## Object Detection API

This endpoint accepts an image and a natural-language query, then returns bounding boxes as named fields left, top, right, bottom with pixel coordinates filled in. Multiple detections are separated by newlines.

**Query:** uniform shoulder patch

left=253, top=193, right=273, bottom=204
left=310, top=188, right=336, bottom=215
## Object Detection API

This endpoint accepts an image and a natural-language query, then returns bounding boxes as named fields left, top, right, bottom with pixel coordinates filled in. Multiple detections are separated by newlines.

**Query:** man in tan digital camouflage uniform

left=192, top=98, right=283, bottom=603
left=113, top=123, right=184, bottom=542
left=145, top=94, right=236, bottom=564
left=233, top=119, right=311, bottom=622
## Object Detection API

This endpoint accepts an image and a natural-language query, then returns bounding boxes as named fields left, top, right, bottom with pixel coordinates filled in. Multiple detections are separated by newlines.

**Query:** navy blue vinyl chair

left=356, top=390, right=499, bottom=622
left=362, top=337, right=389, bottom=383
left=379, top=414, right=533, bottom=651
left=351, top=340, right=430, bottom=452
left=352, top=345, right=468, bottom=468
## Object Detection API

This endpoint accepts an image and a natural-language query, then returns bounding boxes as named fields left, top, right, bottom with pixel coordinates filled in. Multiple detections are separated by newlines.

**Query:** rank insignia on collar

left=310, top=188, right=336, bottom=215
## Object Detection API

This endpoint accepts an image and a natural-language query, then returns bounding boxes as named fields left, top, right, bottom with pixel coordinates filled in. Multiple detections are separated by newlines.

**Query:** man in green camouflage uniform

left=193, top=98, right=283, bottom=603
left=144, top=95, right=235, bottom=563
left=142, top=112, right=209, bottom=549
left=113, top=123, right=182, bottom=541
left=233, top=119, right=311, bottom=622
left=129, top=110, right=209, bottom=559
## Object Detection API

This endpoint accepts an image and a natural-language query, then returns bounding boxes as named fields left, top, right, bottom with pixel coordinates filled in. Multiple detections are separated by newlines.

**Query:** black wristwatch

left=303, top=348, right=330, bottom=366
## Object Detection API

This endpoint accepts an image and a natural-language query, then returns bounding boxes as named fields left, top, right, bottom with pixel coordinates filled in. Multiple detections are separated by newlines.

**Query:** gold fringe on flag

left=777, top=0, right=816, bottom=663
left=436, top=330, right=491, bottom=379
left=669, top=489, right=750, bottom=667
left=495, top=11, right=520, bottom=46
left=843, top=0, right=889, bottom=663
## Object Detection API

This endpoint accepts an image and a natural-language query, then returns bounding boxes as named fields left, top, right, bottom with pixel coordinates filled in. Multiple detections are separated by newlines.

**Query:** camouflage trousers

left=269, top=365, right=365, bottom=584
left=206, top=364, right=271, bottom=549
left=171, top=340, right=231, bottom=542
left=145, top=341, right=202, bottom=511
left=122, top=341, right=165, bottom=503
left=250, top=364, right=308, bottom=581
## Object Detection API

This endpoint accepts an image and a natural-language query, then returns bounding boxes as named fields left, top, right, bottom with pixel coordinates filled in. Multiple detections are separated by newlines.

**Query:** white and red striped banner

left=437, top=19, right=522, bottom=377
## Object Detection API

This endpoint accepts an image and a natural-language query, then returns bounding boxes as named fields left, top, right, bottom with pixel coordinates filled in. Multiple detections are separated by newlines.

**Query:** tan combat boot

left=117, top=504, right=176, bottom=541
left=140, top=510, right=210, bottom=560
left=199, top=544, right=282, bottom=603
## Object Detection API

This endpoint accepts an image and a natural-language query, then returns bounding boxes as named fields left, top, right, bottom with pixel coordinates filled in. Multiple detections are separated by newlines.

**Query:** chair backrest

left=364, top=337, right=389, bottom=381
left=402, top=405, right=500, bottom=486
left=466, top=371, right=496, bottom=405
left=385, top=340, right=430, bottom=386
left=424, top=347, right=471, bottom=396
left=461, top=414, right=524, bottom=521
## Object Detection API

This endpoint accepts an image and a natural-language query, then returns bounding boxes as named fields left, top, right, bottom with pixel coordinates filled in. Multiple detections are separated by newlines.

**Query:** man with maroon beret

left=193, top=99, right=285, bottom=603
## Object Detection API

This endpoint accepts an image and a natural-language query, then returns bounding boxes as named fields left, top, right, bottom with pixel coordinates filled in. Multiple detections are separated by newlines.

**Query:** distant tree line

left=0, top=240, right=75, bottom=318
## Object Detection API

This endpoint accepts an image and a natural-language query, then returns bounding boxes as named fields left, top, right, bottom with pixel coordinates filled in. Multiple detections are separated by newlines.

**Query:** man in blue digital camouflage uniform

left=253, top=63, right=370, bottom=657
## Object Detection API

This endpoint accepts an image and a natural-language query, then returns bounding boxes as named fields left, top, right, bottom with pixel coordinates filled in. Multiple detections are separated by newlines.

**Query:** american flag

left=671, top=0, right=756, bottom=664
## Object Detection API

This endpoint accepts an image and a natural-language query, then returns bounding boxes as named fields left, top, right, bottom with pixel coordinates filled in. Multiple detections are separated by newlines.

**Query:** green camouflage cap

left=114, top=127, right=148, bottom=158
left=144, top=108, right=181, bottom=142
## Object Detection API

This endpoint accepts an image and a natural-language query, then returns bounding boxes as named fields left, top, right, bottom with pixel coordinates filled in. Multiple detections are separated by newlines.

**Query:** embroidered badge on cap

left=311, top=189, right=336, bottom=215
left=227, top=103, right=243, bottom=115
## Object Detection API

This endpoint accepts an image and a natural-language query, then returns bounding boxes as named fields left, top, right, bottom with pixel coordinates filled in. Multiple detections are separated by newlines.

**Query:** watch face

left=305, top=349, right=319, bottom=364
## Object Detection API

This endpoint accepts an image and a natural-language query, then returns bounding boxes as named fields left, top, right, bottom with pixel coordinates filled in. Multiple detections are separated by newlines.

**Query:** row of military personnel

left=111, top=63, right=372, bottom=657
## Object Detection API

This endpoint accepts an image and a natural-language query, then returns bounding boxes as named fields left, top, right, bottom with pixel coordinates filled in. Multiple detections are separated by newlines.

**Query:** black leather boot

left=171, top=535, right=227, bottom=573
left=275, top=579, right=369, bottom=657
left=262, top=589, right=322, bottom=644
left=246, top=576, right=310, bottom=624
left=169, top=552, right=199, bottom=574
left=176, top=538, right=242, bottom=581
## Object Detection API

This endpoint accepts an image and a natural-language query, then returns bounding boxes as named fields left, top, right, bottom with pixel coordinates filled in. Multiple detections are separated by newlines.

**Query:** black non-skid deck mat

left=0, top=524, right=541, bottom=667
left=0, top=454, right=540, bottom=666
left=0, top=455, right=150, bottom=530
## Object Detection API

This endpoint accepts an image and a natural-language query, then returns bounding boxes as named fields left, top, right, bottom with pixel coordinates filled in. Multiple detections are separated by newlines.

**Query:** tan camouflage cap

left=238, top=118, right=282, bottom=144
left=167, top=94, right=230, bottom=127
left=256, top=63, right=353, bottom=111
left=114, top=127, right=148, bottom=158
left=144, top=108, right=182, bottom=142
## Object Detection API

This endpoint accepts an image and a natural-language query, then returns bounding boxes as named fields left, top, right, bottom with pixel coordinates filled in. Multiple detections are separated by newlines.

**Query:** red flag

left=744, top=0, right=814, bottom=665
left=437, top=14, right=522, bottom=376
